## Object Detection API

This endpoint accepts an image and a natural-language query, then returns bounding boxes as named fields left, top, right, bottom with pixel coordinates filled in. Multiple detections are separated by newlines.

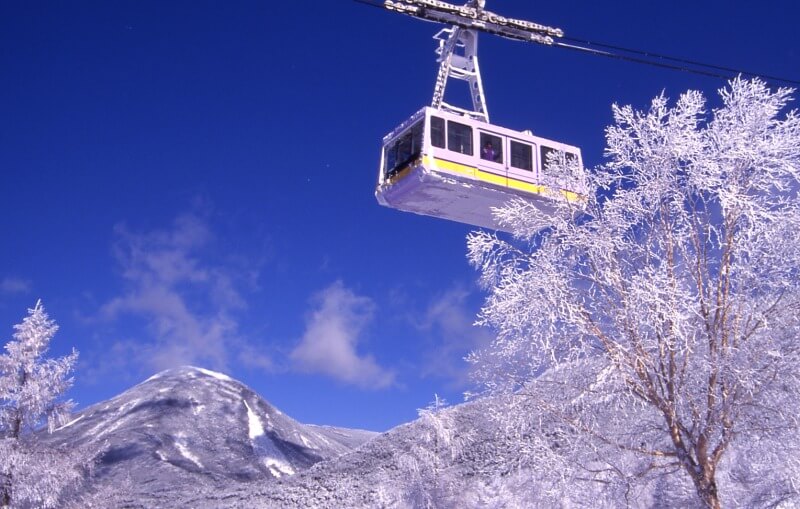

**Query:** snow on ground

left=88, top=414, right=124, bottom=437
left=195, top=367, right=234, bottom=382
left=86, top=398, right=141, bottom=436
left=298, top=433, right=315, bottom=449
left=217, top=387, right=243, bottom=401
left=244, top=400, right=265, bottom=440
left=312, top=432, right=331, bottom=447
left=119, top=398, right=140, bottom=414
left=175, top=433, right=204, bottom=469
left=242, top=399, right=298, bottom=478
left=54, top=414, right=85, bottom=431
left=264, top=457, right=295, bottom=478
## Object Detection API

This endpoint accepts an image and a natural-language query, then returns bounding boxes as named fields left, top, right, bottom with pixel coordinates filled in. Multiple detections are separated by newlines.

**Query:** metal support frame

left=382, top=0, right=563, bottom=122
left=432, top=26, right=489, bottom=123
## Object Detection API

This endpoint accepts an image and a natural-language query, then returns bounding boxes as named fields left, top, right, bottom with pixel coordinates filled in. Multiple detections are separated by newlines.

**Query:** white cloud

left=0, top=277, right=31, bottom=295
left=290, top=281, right=394, bottom=389
left=416, top=284, right=494, bottom=388
left=97, top=213, right=265, bottom=374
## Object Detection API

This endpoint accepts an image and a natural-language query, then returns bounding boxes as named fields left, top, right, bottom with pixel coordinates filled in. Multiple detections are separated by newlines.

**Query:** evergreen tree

left=0, top=300, right=80, bottom=508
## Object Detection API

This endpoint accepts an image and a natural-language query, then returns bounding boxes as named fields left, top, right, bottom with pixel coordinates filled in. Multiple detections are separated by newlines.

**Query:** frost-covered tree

left=417, top=394, right=450, bottom=498
left=467, top=78, right=800, bottom=508
left=399, top=395, right=465, bottom=508
left=0, top=300, right=81, bottom=508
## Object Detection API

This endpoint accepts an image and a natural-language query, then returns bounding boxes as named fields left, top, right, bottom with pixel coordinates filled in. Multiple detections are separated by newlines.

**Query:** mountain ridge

left=46, top=365, right=377, bottom=507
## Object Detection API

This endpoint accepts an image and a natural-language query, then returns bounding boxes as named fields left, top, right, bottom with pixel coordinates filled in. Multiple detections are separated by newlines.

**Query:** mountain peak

left=47, top=368, right=377, bottom=506
left=143, top=365, right=235, bottom=384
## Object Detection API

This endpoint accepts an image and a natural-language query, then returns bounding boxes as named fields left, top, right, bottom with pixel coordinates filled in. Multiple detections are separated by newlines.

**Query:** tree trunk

left=1, top=476, right=10, bottom=508
left=690, top=468, right=721, bottom=509
left=698, top=483, right=721, bottom=509
left=2, top=416, right=21, bottom=508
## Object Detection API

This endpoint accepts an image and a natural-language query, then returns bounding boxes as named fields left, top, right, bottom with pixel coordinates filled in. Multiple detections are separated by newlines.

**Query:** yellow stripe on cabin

left=386, top=156, right=586, bottom=205
left=427, top=156, right=475, bottom=178
left=385, top=165, right=413, bottom=185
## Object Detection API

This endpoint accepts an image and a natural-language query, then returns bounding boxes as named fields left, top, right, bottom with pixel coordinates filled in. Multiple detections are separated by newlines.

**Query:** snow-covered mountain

left=46, top=366, right=377, bottom=507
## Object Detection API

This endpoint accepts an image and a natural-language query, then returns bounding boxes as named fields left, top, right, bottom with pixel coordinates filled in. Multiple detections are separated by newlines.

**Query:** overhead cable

left=355, top=0, right=800, bottom=87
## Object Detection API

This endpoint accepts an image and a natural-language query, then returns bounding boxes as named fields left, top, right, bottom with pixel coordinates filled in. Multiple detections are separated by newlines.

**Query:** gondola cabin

left=375, top=107, right=587, bottom=232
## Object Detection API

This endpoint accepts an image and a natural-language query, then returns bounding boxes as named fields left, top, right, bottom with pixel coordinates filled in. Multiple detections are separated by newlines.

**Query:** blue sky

left=1, top=0, right=797, bottom=431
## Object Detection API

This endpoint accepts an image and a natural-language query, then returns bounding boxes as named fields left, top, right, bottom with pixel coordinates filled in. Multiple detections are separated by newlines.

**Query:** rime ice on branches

left=0, top=301, right=81, bottom=508
left=468, top=78, right=800, bottom=508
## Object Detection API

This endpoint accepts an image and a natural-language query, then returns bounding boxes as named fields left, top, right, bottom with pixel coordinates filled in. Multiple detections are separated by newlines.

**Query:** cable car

left=375, top=106, right=585, bottom=233
left=373, top=3, right=588, bottom=232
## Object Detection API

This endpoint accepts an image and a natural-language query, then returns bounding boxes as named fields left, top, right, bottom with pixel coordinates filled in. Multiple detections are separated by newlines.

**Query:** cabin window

left=447, top=121, right=473, bottom=156
left=479, top=132, right=503, bottom=163
left=430, top=116, right=446, bottom=148
left=383, top=145, right=396, bottom=175
left=510, top=140, right=533, bottom=171
left=541, top=146, right=578, bottom=174
left=410, top=120, right=424, bottom=154
left=384, top=120, right=424, bottom=178
left=395, top=132, right=413, bottom=167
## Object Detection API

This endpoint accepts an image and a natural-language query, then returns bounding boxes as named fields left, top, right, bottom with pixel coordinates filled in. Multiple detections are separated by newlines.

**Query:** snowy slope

left=46, top=366, right=376, bottom=507
left=52, top=365, right=799, bottom=508
left=173, top=394, right=548, bottom=508
left=51, top=366, right=633, bottom=507
left=177, top=374, right=799, bottom=509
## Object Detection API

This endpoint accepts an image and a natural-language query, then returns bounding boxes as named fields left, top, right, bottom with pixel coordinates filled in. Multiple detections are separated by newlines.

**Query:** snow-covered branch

left=468, top=78, right=800, bottom=508
left=1, top=301, right=86, bottom=508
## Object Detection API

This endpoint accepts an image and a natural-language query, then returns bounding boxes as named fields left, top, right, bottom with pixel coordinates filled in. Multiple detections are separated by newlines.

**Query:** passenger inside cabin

left=481, top=141, right=497, bottom=162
